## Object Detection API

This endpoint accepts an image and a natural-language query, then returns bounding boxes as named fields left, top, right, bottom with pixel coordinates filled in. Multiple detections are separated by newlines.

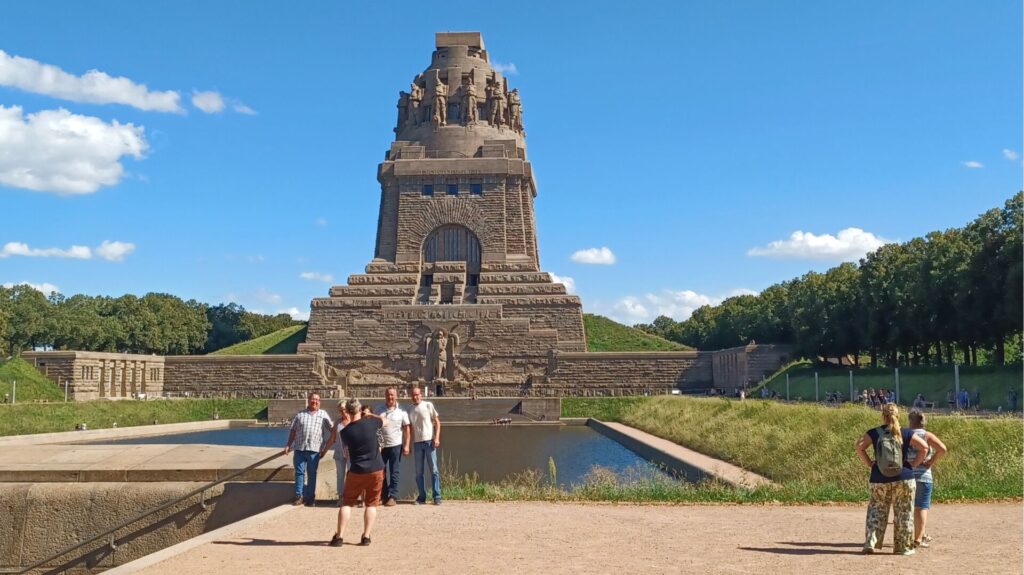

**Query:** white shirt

left=375, top=404, right=410, bottom=448
left=408, top=401, right=439, bottom=443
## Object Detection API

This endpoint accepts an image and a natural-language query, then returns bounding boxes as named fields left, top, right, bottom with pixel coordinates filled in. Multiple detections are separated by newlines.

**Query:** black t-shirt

left=341, top=417, right=384, bottom=474
left=866, top=426, right=915, bottom=483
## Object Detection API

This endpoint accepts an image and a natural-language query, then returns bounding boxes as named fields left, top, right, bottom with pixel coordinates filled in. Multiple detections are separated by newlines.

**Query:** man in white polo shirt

left=375, top=386, right=411, bottom=506
left=408, top=385, right=442, bottom=504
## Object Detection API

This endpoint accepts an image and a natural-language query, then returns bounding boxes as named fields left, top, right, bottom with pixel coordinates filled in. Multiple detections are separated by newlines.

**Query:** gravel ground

left=129, top=501, right=1023, bottom=575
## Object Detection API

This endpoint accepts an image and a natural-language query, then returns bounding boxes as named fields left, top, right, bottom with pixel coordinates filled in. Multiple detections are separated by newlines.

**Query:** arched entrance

left=418, top=225, right=481, bottom=304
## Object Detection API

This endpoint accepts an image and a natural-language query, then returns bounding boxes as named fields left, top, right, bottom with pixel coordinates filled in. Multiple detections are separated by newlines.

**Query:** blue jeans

left=413, top=440, right=441, bottom=503
left=293, top=450, right=321, bottom=503
left=380, top=445, right=403, bottom=502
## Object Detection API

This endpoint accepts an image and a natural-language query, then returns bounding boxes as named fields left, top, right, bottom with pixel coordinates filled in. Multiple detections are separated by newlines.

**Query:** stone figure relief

left=486, top=83, right=506, bottom=127
left=312, top=351, right=343, bottom=388
left=396, top=91, right=408, bottom=131
left=462, top=81, right=479, bottom=124
left=432, top=74, right=448, bottom=127
left=407, top=82, right=423, bottom=127
left=424, top=328, right=459, bottom=381
left=508, top=88, right=523, bottom=132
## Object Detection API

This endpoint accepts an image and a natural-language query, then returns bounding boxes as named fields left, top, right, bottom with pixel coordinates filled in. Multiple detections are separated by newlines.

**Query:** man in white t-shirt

left=375, top=387, right=411, bottom=506
left=408, top=386, right=442, bottom=504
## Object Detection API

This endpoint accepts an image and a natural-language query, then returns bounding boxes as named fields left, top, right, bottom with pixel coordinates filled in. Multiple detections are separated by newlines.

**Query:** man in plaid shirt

left=284, top=392, right=333, bottom=506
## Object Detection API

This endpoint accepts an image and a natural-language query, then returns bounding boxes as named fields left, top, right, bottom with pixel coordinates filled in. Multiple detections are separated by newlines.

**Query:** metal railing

left=4, top=450, right=287, bottom=574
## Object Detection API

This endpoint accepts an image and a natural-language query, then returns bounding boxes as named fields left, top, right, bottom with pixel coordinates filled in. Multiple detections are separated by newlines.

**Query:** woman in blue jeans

left=907, top=409, right=947, bottom=549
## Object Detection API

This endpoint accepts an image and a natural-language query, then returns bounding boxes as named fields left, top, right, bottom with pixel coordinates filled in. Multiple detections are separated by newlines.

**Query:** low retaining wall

left=163, top=355, right=329, bottom=398
left=544, top=351, right=713, bottom=395
left=268, top=397, right=561, bottom=422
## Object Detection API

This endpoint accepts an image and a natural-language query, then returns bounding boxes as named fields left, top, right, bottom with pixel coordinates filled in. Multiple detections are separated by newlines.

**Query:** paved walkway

left=110, top=501, right=1023, bottom=575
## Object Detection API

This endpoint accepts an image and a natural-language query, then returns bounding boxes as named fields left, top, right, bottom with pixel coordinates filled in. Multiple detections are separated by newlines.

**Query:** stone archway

left=422, top=224, right=481, bottom=265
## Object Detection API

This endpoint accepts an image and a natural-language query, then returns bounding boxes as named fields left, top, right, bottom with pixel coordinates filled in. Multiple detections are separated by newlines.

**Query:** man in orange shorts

left=330, top=398, right=393, bottom=547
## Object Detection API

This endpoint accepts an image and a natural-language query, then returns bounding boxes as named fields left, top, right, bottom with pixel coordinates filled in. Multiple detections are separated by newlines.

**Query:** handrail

left=6, top=450, right=288, bottom=574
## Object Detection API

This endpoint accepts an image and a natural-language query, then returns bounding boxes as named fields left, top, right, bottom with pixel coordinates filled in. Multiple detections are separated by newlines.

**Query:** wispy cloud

left=0, top=240, right=135, bottom=261
left=299, top=271, right=334, bottom=283
left=252, top=288, right=283, bottom=305
left=1003, top=149, right=1019, bottom=161
left=747, top=227, right=890, bottom=261
left=603, top=288, right=758, bottom=325
left=2, top=281, right=60, bottom=295
left=492, top=61, right=518, bottom=75
left=314, top=217, right=328, bottom=227
left=233, top=103, right=257, bottom=115
left=571, top=246, right=616, bottom=265
left=549, top=272, right=576, bottom=294
left=0, top=105, right=147, bottom=195
left=962, top=160, right=984, bottom=169
left=191, top=90, right=225, bottom=113
left=0, top=50, right=183, bottom=112
left=280, top=307, right=310, bottom=321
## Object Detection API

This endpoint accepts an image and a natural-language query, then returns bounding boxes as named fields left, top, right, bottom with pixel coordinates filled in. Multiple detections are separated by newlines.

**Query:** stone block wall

left=21, top=352, right=165, bottom=400
left=544, top=351, right=714, bottom=396
left=163, top=355, right=329, bottom=399
left=711, top=344, right=793, bottom=389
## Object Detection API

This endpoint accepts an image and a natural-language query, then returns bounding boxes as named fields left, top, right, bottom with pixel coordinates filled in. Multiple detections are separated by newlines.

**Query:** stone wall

left=544, top=351, right=714, bottom=396
left=21, top=351, right=165, bottom=400
left=163, top=355, right=331, bottom=399
left=711, top=344, right=794, bottom=389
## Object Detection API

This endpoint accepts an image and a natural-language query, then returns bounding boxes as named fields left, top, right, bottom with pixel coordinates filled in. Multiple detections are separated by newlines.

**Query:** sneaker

left=896, top=549, right=916, bottom=556
left=922, top=534, right=933, bottom=545
left=329, top=534, right=343, bottom=547
left=384, top=498, right=397, bottom=507
left=433, top=499, right=441, bottom=505
left=917, top=539, right=930, bottom=548
left=359, top=535, right=371, bottom=546
left=304, top=500, right=316, bottom=507
left=292, top=496, right=304, bottom=506
left=415, top=499, right=427, bottom=505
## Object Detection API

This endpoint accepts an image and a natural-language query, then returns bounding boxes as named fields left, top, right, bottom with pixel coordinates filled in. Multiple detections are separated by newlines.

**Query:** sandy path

left=124, top=501, right=1022, bottom=575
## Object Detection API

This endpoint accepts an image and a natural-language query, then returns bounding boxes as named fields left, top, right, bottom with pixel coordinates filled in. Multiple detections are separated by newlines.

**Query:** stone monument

left=299, top=32, right=585, bottom=395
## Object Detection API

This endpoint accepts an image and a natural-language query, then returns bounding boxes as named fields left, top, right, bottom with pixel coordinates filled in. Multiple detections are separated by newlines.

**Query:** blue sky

left=1, top=1, right=1020, bottom=325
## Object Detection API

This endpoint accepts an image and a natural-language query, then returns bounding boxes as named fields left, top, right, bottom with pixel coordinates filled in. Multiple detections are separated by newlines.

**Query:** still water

left=87, top=425, right=664, bottom=492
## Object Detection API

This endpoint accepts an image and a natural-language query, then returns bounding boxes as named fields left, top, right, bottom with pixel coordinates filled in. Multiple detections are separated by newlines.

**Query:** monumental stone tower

left=299, top=32, right=586, bottom=394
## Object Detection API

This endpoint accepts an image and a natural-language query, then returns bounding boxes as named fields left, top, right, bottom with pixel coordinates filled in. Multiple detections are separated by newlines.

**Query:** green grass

left=210, top=325, right=307, bottom=355
left=0, top=357, right=64, bottom=402
left=584, top=314, right=692, bottom=352
left=564, top=396, right=1023, bottom=502
left=763, top=364, right=1024, bottom=411
left=0, top=398, right=269, bottom=436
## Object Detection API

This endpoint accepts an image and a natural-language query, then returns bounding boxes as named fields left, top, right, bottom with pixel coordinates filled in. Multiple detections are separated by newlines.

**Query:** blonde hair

left=881, top=403, right=903, bottom=445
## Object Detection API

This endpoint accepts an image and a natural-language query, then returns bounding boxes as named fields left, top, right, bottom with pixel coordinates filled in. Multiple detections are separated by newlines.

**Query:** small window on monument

left=447, top=184, right=458, bottom=196
left=471, top=183, right=482, bottom=195
left=422, top=184, right=433, bottom=197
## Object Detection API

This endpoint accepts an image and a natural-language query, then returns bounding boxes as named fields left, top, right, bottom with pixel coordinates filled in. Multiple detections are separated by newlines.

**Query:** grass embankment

left=210, top=325, right=307, bottom=355
left=0, top=357, right=64, bottom=402
left=764, top=364, right=1024, bottom=411
left=0, top=399, right=269, bottom=437
left=584, top=314, right=692, bottom=352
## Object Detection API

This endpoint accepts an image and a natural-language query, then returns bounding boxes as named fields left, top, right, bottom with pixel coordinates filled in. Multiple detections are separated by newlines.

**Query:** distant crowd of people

left=284, top=386, right=442, bottom=547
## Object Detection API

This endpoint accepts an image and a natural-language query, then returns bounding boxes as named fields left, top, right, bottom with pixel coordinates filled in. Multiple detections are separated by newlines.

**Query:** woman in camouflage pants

left=855, top=403, right=929, bottom=555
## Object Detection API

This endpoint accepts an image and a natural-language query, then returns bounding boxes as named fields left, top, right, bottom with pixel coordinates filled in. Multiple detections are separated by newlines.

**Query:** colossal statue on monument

left=298, top=32, right=585, bottom=394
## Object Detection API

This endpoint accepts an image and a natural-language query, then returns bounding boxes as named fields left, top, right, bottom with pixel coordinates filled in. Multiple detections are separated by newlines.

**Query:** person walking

left=375, top=386, right=411, bottom=506
left=855, top=403, right=928, bottom=555
left=907, top=409, right=948, bottom=549
left=322, top=400, right=351, bottom=506
left=284, top=392, right=333, bottom=506
left=330, top=398, right=393, bottom=547
left=408, top=386, right=442, bottom=505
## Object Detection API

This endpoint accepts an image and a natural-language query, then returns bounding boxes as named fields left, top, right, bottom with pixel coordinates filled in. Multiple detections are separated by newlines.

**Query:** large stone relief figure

left=407, top=82, right=423, bottom=127
left=487, top=83, right=506, bottom=127
left=432, top=76, right=448, bottom=127
left=424, top=328, right=459, bottom=381
left=508, top=88, right=523, bottom=132
left=462, top=82, right=479, bottom=124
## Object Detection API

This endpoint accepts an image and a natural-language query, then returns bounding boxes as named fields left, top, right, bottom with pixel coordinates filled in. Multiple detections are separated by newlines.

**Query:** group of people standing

left=855, top=404, right=948, bottom=555
left=283, top=386, right=443, bottom=547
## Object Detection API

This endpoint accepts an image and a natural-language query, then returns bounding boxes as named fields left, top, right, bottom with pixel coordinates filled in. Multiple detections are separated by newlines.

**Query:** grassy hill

left=0, top=357, right=65, bottom=402
left=210, top=324, right=307, bottom=355
left=584, top=314, right=692, bottom=352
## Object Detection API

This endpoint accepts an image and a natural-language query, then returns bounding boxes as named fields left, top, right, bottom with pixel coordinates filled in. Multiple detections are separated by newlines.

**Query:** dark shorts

left=915, top=481, right=933, bottom=509
left=342, top=470, right=383, bottom=507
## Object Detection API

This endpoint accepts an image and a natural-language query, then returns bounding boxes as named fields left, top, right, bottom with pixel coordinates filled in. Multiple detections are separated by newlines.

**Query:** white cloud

left=314, top=217, right=328, bottom=227
left=0, top=50, right=183, bottom=112
left=492, top=62, right=518, bottom=75
left=1003, top=149, right=1019, bottom=161
left=191, top=90, right=226, bottom=113
left=300, top=271, right=334, bottom=283
left=94, top=240, right=135, bottom=261
left=0, top=105, right=147, bottom=195
left=253, top=289, right=283, bottom=305
left=2, top=281, right=60, bottom=295
left=232, top=103, right=257, bottom=115
left=604, top=288, right=759, bottom=325
left=279, top=306, right=310, bottom=321
left=571, top=246, right=616, bottom=265
left=0, top=242, right=91, bottom=259
left=549, top=272, right=576, bottom=294
left=747, top=227, right=891, bottom=261
left=962, top=160, right=984, bottom=169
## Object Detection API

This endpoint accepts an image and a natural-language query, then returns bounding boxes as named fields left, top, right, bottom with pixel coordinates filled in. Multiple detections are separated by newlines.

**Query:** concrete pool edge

left=0, top=419, right=259, bottom=446
left=586, top=419, right=775, bottom=489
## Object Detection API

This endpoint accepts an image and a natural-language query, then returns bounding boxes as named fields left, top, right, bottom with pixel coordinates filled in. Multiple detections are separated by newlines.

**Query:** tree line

left=637, top=193, right=1023, bottom=366
left=0, top=290, right=301, bottom=356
